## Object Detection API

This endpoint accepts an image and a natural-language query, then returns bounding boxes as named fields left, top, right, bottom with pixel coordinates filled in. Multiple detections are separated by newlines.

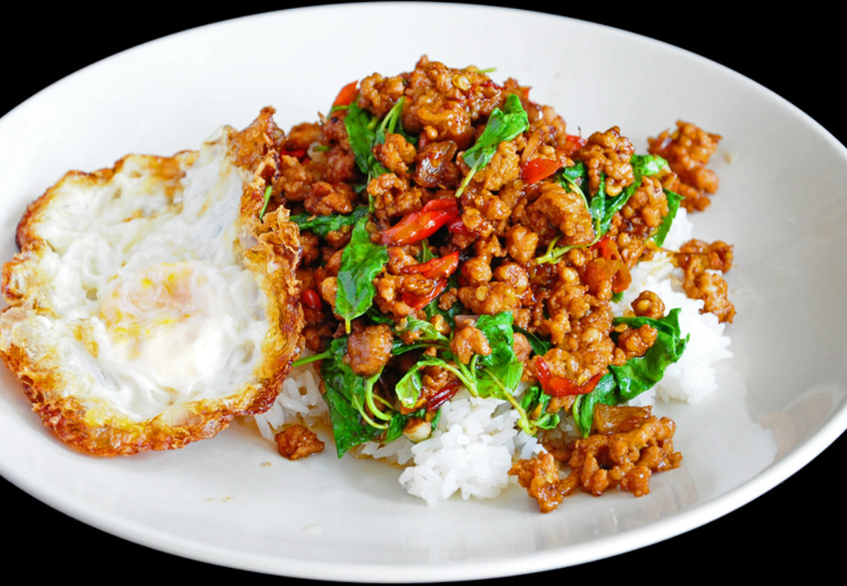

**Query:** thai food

left=253, top=56, right=735, bottom=512
left=0, top=54, right=734, bottom=512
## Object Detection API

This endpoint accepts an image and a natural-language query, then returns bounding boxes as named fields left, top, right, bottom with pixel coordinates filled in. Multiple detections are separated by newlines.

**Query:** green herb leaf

left=456, top=94, right=529, bottom=197
left=571, top=308, right=689, bottom=437
left=392, top=316, right=450, bottom=355
left=650, top=188, right=683, bottom=247
left=335, top=215, right=389, bottom=333
left=395, top=356, right=454, bottom=410
left=320, top=338, right=384, bottom=456
left=520, top=385, right=561, bottom=432
left=344, top=102, right=388, bottom=179
left=291, top=206, right=369, bottom=239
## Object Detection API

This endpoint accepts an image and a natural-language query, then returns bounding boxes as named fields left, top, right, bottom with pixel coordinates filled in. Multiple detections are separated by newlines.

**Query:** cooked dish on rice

left=253, top=56, right=735, bottom=511
left=0, top=55, right=734, bottom=512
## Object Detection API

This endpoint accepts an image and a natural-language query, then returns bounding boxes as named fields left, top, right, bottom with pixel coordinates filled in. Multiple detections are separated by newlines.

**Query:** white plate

left=2, top=3, right=846, bottom=582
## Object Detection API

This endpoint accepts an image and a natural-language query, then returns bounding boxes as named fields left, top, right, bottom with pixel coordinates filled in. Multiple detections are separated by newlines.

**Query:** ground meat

left=358, top=72, right=406, bottom=118
left=275, top=424, right=325, bottom=460
left=631, top=290, right=665, bottom=319
left=374, top=133, right=417, bottom=178
left=458, top=282, right=521, bottom=316
left=511, top=405, right=681, bottom=512
left=451, top=323, right=492, bottom=364
left=414, top=140, right=461, bottom=188
left=674, top=239, right=735, bottom=322
left=284, top=122, right=322, bottom=152
left=344, top=324, right=394, bottom=377
left=468, top=140, right=521, bottom=192
left=526, top=182, right=595, bottom=246
left=616, top=324, right=658, bottom=360
left=509, top=452, right=574, bottom=513
left=576, top=126, right=635, bottom=196
left=505, top=225, right=539, bottom=265
left=304, top=181, right=358, bottom=216
left=619, top=176, right=669, bottom=239
left=683, top=271, right=736, bottom=323
left=649, top=121, right=721, bottom=212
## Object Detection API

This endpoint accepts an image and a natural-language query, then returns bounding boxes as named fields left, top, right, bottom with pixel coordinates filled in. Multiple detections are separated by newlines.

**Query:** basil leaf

left=594, top=154, right=672, bottom=240
left=291, top=206, right=369, bottom=239
left=520, top=384, right=561, bottom=431
left=457, top=94, right=529, bottom=196
left=320, top=338, right=383, bottom=456
left=344, top=102, right=386, bottom=178
left=395, top=356, right=451, bottom=410
left=473, top=312, right=523, bottom=399
left=572, top=373, right=618, bottom=437
left=571, top=309, right=689, bottom=437
left=650, top=188, right=683, bottom=247
left=609, top=309, right=688, bottom=400
left=630, top=153, right=669, bottom=178
left=335, top=215, right=389, bottom=332
left=392, top=316, right=450, bottom=355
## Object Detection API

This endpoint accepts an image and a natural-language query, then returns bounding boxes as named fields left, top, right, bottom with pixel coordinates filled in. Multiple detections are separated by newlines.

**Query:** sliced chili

left=535, top=357, right=605, bottom=398
left=521, top=158, right=563, bottom=185
left=401, top=278, right=448, bottom=310
left=379, top=199, right=462, bottom=246
left=399, top=251, right=460, bottom=280
left=332, top=81, right=358, bottom=108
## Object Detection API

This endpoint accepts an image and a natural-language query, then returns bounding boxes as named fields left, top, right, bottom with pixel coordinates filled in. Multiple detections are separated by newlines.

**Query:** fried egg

left=0, top=108, right=304, bottom=455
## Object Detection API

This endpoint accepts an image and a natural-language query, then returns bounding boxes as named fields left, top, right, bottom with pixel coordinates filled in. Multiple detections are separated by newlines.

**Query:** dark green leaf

left=344, top=102, right=389, bottom=179
left=291, top=206, right=369, bottom=239
left=473, top=312, right=523, bottom=400
left=320, top=338, right=383, bottom=456
left=571, top=309, right=688, bottom=437
left=650, top=188, right=682, bottom=247
left=335, top=216, right=389, bottom=332
left=457, top=94, right=529, bottom=196
left=395, top=356, right=451, bottom=410
left=520, top=385, right=561, bottom=431
left=392, top=317, right=450, bottom=355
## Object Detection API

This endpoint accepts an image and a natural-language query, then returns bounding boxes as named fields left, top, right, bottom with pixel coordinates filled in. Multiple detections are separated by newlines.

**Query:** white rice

left=395, top=390, right=542, bottom=505
left=255, top=208, right=733, bottom=505
left=613, top=208, right=733, bottom=405
left=253, top=361, right=327, bottom=441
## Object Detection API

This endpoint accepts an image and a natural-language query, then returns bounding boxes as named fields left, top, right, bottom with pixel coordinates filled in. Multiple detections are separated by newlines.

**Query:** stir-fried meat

left=674, top=239, right=736, bottom=323
left=511, top=404, right=682, bottom=512
left=344, top=324, right=394, bottom=377
left=649, top=120, right=721, bottom=212
left=266, top=58, right=734, bottom=508
left=275, top=424, right=325, bottom=460
left=576, top=126, right=635, bottom=196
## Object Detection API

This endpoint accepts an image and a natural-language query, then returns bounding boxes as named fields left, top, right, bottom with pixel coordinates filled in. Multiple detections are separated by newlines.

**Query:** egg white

left=0, top=110, right=303, bottom=455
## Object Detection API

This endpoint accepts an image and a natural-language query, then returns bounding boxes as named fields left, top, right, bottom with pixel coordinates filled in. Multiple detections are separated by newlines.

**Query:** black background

left=2, top=2, right=843, bottom=582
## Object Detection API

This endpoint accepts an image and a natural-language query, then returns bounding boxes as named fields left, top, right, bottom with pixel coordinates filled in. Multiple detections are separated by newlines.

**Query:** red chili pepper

left=379, top=199, right=462, bottom=246
left=427, top=380, right=462, bottom=412
left=280, top=148, right=308, bottom=160
left=401, top=278, right=448, bottom=310
left=535, top=357, right=605, bottom=398
left=400, top=251, right=460, bottom=279
left=332, top=81, right=358, bottom=108
left=301, top=289, right=323, bottom=311
left=592, top=236, right=617, bottom=261
left=563, top=133, right=586, bottom=156
left=521, top=158, right=563, bottom=185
